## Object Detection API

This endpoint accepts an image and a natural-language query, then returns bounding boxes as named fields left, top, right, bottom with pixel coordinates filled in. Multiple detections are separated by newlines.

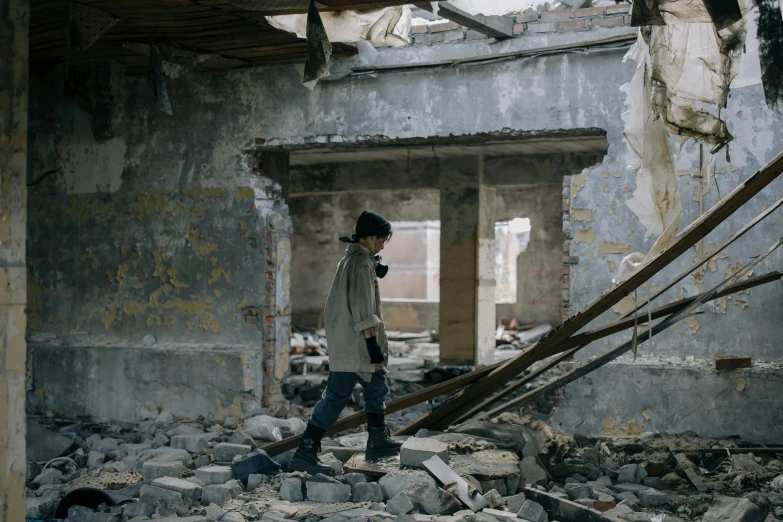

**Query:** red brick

left=266, top=271, right=275, bottom=280
left=527, top=22, right=557, bottom=33
left=255, top=138, right=266, bottom=145
left=592, top=16, right=627, bottom=27
left=593, top=500, right=616, bottom=512
left=606, top=3, right=631, bottom=14
left=542, top=10, right=573, bottom=21
left=516, top=11, right=539, bottom=22
left=245, top=316, right=256, bottom=325
left=562, top=266, right=571, bottom=275
left=575, top=6, right=605, bottom=17
left=715, top=356, right=752, bottom=370
left=513, top=23, right=525, bottom=35
left=559, top=19, right=589, bottom=31
left=430, top=21, right=461, bottom=32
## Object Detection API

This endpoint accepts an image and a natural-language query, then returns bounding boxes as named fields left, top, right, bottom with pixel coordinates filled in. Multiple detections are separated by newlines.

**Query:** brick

left=201, top=484, right=237, bottom=506
left=442, top=30, right=465, bottom=42
left=306, top=481, right=352, bottom=503
left=541, top=10, right=573, bottom=21
left=575, top=6, right=605, bottom=17
left=516, top=500, right=547, bottom=522
left=430, top=21, right=461, bottom=32
left=513, top=23, right=526, bottom=35
left=516, top=11, right=539, bottom=22
left=213, top=443, right=252, bottom=462
left=400, top=438, right=449, bottom=468
left=592, top=16, right=627, bottom=28
left=625, top=14, right=632, bottom=23
left=196, top=465, right=234, bottom=485
left=142, top=460, right=184, bottom=481
left=386, top=492, right=415, bottom=515
left=465, top=29, right=486, bottom=40
left=410, top=25, right=429, bottom=34
left=153, top=477, right=203, bottom=503
left=564, top=483, right=593, bottom=500
left=139, top=485, right=191, bottom=516
left=171, top=433, right=213, bottom=454
left=280, top=478, right=304, bottom=502
left=414, top=32, right=445, bottom=45
left=606, top=3, right=631, bottom=14
left=715, top=356, right=752, bottom=370
left=526, top=22, right=557, bottom=33
left=559, top=19, right=589, bottom=31
left=352, top=482, right=384, bottom=502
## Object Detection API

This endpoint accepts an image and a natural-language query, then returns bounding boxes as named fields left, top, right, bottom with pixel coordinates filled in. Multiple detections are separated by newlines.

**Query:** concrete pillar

left=0, top=0, right=30, bottom=518
left=439, top=156, right=496, bottom=366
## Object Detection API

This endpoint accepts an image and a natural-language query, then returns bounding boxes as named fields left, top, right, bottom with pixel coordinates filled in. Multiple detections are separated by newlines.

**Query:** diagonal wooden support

left=452, top=196, right=783, bottom=422
left=457, top=270, right=782, bottom=424
left=395, top=149, right=783, bottom=435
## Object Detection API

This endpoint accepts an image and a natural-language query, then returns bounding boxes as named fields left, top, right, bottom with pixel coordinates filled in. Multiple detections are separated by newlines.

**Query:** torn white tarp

left=266, top=6, right=412, bottom=47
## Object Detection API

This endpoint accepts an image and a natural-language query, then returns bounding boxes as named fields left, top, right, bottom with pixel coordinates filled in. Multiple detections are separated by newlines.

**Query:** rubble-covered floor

left=25, top=405, right=783, bottom=522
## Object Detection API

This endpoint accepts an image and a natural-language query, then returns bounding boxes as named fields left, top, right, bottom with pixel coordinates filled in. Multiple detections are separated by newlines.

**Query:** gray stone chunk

left=505, top=475, right=521, bottom=495
left=139, top=485, right=191, bottom=516
left=26, top=496, right=59, bottom=519
left=404, top=483, right=461, bottom=515
left=194, top=454, right=211, bottom=469
left=154, top=517, right=209, bottom=522
left=142, top=460, right=184, bottom=481
left=516, top=499, right=548, bottom=522
left=171, top=433, right=213, bottom=453
left=507, top=492, right=527, bottom=513
left=33, top=467, right=63, bottom=485
left=87, top=451, right=106, bottom=468
left=400, top=438, right=450, bottom=468
left=609, top=483, right=650, bottom=495
left=596, top=475, right=613, bottom=487
left=320, top=452, right=345, bottom=475
left=642, top=476, right=668, bottom=491
left=167, top=424, right=205, bottom=437
left=213, top=443, right=252, bottom=462
left=378, top=472, right=437, bottom=501
left=228, top=430, right=257, bottom=449
left=223, top=513, right=246, bottom=522
left=248, top=473, right=266, bottom=491
left=519, top=457, right=548, bottom=486
left=206, top=502, right=226, bottom=521
left=143, top=447, right=192, bottom=465
left=702, top=495, right=768, bottom=522
left=481, top=508, right=518, bottom=521
left=306, top=480, right=352, bottom=502
left=122, top=501, right=156, bottom=519
left=480, top=479, right=507, bottom=496
left=615, top=491, right=639, bottom=505
left=617, top=464, right=647, bottom=485
left=637, top=488, right=668, bottom=507
left=563, top=483, right=592, bottom=501
left=201, top=484, right=238, bottom=506
left=280, top=477, right=304, bottom=502
left=353, top=482, right=384, bottom=503
left=152, top=476, right=202, bottom=502
left=483, top=489, right=504, bottom=509
left=344, top=473, right=368, bottom=487
left=386, top=492, right=415, bottom=515
left=196, top=465, right=234, bottom=485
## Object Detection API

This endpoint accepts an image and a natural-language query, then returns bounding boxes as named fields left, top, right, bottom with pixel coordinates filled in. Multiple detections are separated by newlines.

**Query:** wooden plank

left=432, top=2, right=514, bottom=38
left=462, top=243, right=782, bottom=424
left=395, top=149, right=783, bottom=435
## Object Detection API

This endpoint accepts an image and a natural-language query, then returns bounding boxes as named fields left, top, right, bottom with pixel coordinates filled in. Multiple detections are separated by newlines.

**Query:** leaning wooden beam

left=416, top=2, right=515, bottom=38
left=451, top=271, right=782, bottom=425
left=395, top=149, right=783, bottom=435
left=454, top=198, right=783, bottom=422
left=464, top=239, right=782, bottom=424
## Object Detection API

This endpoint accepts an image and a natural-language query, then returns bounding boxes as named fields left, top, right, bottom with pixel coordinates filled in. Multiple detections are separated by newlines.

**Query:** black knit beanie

left=339, top=210, right=392, bottom=243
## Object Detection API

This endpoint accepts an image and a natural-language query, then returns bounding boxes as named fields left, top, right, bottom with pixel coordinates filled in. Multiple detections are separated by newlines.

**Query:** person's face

left=368, top=234, right=391, bottom=255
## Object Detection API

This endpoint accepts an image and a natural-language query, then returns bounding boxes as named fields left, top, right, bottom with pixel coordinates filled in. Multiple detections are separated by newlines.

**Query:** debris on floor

left=24, top=408, right=783, bottom=522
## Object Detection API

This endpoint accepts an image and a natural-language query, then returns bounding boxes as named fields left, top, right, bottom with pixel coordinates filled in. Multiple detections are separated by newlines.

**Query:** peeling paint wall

left=1, top=0, right=30, bottom=516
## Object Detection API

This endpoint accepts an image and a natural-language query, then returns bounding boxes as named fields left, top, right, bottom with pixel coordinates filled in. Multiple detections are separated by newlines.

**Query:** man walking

left=289, top=210, right=402, bottom=475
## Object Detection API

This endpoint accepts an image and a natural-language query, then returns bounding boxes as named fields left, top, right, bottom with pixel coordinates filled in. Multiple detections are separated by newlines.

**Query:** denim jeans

left=309, top=369, right=389, bottom=431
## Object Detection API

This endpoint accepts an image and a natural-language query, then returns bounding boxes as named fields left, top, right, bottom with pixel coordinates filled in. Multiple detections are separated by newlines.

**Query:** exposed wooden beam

left=416, top=1, right=514, bottom=38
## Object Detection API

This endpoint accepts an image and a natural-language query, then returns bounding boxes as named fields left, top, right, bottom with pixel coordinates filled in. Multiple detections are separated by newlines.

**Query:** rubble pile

left=25, top=410, right=783, bottom=522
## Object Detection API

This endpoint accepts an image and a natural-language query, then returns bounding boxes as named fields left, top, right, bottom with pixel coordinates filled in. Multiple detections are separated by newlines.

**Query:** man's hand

left=364, top=336, right=385, bottom=364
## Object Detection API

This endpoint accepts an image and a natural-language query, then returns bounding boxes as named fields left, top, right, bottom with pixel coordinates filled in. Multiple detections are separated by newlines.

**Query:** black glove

left=365, top=336, right=385, bottom=364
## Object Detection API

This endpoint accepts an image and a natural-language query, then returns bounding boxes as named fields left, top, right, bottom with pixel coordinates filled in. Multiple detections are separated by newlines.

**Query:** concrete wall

left=1, top=0, right=30, bottom=515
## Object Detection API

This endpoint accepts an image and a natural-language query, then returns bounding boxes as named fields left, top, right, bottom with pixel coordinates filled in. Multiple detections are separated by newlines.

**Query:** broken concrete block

left=519, top=457, right=548, bottom=486
left=142, top=460, right=184, bottom=481
left=122, top=501, right=156, bottom=519
left=26, top=496, right=59, bottom=519
left=596, top=475, right=613, bottom=487
left=405, top=483, right=461, bottom=515
left=615, top=491, right=639, bottom=504
left=33, top=467, right=63, bottom=485
left=280, top=477, right=304, bottom=502
left=319, top=452, right=344, bottom=475
left=171, top=433, right=213, bottom=454
left=248, top=473, right=265, bottom=491
left=617, top=464, right=647, bottom=485
left=201, top=484, right=238, bottom=506
left=267, top=503, right=299, bottom=519
left=223, top=513, right=246, bottom=522
left=602, top=504, right=649, bottom=522
left=387, top=492, right=415, bottom=515
left=214, top=443, right=252, bottom=462
left=353, top=482, right=384, bottom=503
left=400, top=438, right=450, bottom=468
left=480, top=479, right=507, bottom=496
left=483, top=489, right=504, bottom=509
left=481, top=508, right=518, bottom=521
left=507, top=492, right=527, bottom=513
left=228, top=430, right=257, bottom=448
left=379, top=472, right=437, bottom=500
left=143, top=447, right=192, bottom=465
left=196, top=465, right=234, bottom=485
left=563, top=483, right=592, bottom=500
left=167, top=424, right=205, bottom=437
left=194, top=454, right=211, bottom=469
left=92, top=437, right=122, bottom=455
left=123, top=442, right=154, bottom=457
left=567, top=473, right=588, bottom=483
left=306, top=480, right=352, bottom=503
left=637, top=488, right=668, bottom=507
left=155, top=517, right=208, bottom=522
left=516, top=499, right=548, bottom=522
left=153, top=476, right=202, bottom=503
left=87, top=451, right=106, bottom=468
left=206, top=502, right=226, bottom=521
left=506, top=475, right=521, bottom=495
left=642, top=476, right=668, bottom=491
left=344, top=473, right=368, bottom=487
left=609, top=483, right=650, bottom=495
left=139, top=484, right=190, bottom=516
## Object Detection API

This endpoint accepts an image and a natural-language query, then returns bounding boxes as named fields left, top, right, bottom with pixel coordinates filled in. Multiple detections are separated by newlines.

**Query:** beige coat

left=324, top=243, right=388, bottom=373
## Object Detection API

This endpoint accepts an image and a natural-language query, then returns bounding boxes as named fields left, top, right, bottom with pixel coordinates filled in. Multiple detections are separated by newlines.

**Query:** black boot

left=365, top=412, right=402, bottom=461
left=289, top=424, right=335, bottom=476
